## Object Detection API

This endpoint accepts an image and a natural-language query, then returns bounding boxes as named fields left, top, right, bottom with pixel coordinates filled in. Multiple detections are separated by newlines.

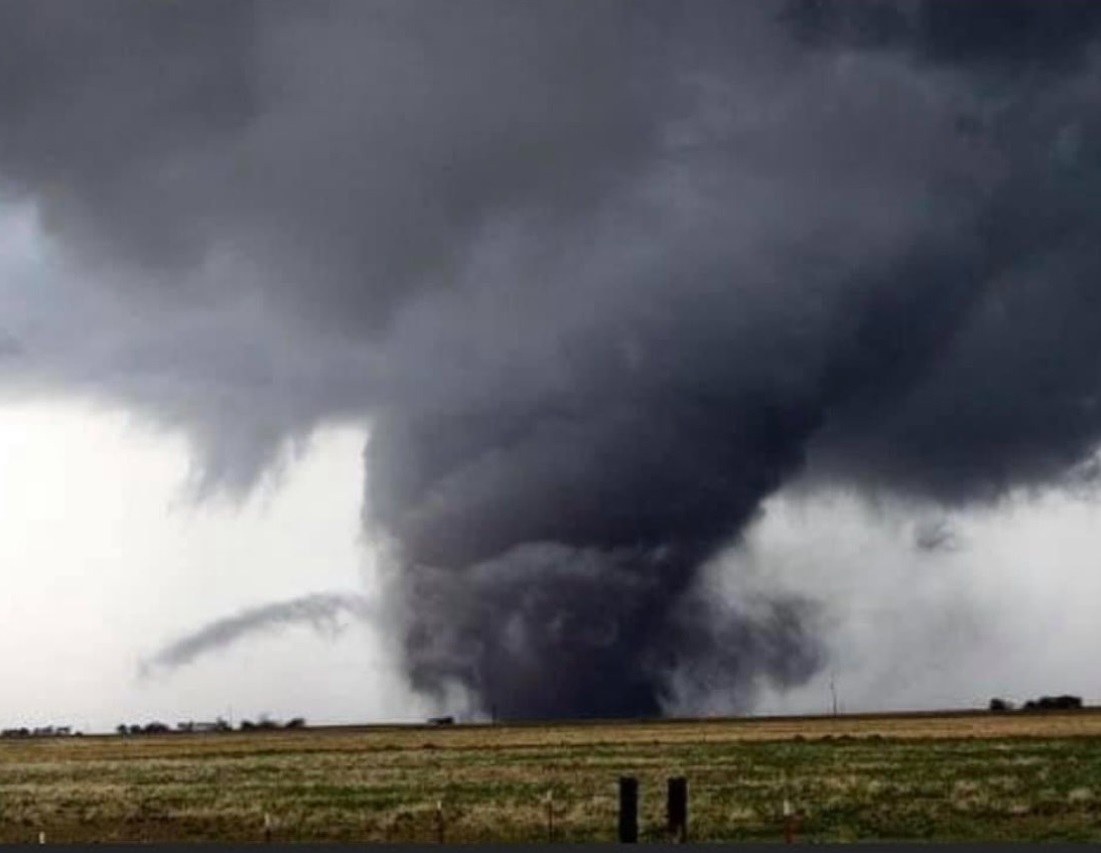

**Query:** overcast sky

left=2, top=2, right=1101, bottom=727
left=0, top=397, right=429, bottom=731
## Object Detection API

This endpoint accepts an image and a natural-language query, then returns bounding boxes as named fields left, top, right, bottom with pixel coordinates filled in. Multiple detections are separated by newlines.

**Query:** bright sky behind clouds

left=729, top=488, right=1101, bottom=717
left=0, top=403, right=423, bottom=732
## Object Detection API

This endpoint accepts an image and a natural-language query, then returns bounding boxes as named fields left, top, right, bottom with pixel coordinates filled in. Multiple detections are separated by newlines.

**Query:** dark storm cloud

left=0, top=0, right=676, bottom=329
left=0, top=1, right=259, bottom=266
left=1, top=2, right=1101, bottom=718
left=783, top=0, right=1101, bottom=72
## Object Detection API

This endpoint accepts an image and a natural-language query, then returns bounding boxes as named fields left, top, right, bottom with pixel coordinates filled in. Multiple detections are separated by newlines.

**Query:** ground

left=2, top=710, right=1101, bottom=842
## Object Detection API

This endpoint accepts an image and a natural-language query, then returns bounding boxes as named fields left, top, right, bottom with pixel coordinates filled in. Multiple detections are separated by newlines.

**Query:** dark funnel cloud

left=1, top=2, right=1101, bottom=718
left=140, top=593, right=376, bottom=679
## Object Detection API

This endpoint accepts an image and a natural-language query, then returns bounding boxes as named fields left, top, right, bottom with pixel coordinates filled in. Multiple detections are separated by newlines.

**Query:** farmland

left=2, top=710, right=1101, bottom=842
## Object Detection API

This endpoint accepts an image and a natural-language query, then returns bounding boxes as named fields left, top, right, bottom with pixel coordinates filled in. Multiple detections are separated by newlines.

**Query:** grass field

left=2, top=710, right=1101, bottom=842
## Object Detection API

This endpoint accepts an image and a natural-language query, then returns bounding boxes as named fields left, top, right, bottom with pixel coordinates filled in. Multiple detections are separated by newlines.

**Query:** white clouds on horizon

left=730, top=486, right=1101, bottom=716
left=0, top=400, right=426, bottom=732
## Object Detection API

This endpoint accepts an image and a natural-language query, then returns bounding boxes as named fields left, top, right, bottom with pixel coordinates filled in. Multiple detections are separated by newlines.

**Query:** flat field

left=3, top=710, right=1101, bottom=842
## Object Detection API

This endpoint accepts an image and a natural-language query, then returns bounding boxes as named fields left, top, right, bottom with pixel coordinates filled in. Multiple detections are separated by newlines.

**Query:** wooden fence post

left=783, top=796, right=795, bottom=843
left=618, top=776, right=638, bottom=843
left=667, top=776, right=688, bottom=842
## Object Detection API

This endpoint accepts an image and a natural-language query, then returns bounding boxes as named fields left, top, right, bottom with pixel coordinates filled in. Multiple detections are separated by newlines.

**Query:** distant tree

left=239, top=719, right=256, bottom=731
left=255, top=713, right=279, bottom=730
left=1023, top=695, right=1084, bottom=711
left=989, top=697, right=1013, bottom=712
left=116, top=724, right=128, bottom=736
left=128, top=724, right=144, bottom=735
left=1037, top=695, right=1083, bottom=710
left=285, top=717, right=306, bottom=729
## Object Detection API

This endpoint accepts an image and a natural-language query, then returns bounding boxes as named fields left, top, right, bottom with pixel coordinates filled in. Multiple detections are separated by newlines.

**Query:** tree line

left=989, top=695, right=1084, bottom=712
left=116, top=716, right=306, bottom=735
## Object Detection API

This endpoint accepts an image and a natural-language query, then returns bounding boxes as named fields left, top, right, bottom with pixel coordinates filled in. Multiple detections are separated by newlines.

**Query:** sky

left=0, top=401, right=427, bottom=731
left=2, top=1, right=1101, bottom=726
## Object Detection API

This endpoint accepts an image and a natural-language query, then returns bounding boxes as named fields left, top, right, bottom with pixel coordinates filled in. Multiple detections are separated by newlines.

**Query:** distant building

left=176, top=719, right=230, bottom=733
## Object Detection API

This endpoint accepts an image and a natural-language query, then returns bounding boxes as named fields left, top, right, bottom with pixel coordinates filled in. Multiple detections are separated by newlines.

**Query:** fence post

left=667, top=777, right=688, bottom=842
left=618, top=776, right=638, bottom=843
left=436, top=799, right=444, bottom=844
left=546, top=789, right=554, bottom=842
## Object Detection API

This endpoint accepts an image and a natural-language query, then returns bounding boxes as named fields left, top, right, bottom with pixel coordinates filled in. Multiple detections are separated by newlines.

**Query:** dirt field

left=2, top=710, right=1101, bottom=842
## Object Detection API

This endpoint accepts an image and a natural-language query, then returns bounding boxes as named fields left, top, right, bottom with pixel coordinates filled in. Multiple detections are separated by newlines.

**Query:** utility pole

left=829, top=674, right=838, bottom=717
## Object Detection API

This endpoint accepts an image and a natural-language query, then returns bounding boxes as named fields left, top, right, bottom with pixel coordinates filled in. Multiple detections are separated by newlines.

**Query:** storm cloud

left=2, top=1, right=1101, bottom=718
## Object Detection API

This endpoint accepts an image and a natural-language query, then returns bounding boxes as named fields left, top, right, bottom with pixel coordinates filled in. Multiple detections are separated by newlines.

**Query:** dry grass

left=2, top=709, right=1101, bottom=842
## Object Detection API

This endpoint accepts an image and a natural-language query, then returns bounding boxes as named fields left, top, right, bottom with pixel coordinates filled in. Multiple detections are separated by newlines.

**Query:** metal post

left=667, top=777, right=688, bottom=842
left=436, top=800, right=445, bottom=844
left=618, top=777, right=638, bottom=843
